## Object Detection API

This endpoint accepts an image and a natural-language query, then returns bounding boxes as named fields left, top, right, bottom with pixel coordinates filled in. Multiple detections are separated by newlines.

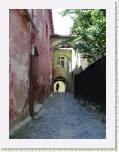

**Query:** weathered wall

left=31, top=9, right=53, bottom=102
left=9, top=10, right=31, bottom=127
left=52, top=48, right=72, bottom=80
left=52, top=48, right=72, bottom=91
left=9, top=9, right=53, bottom=128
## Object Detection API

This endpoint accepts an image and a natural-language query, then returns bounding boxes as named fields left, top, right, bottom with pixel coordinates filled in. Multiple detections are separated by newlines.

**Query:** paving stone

left=12, top=93, right=106, bottom=139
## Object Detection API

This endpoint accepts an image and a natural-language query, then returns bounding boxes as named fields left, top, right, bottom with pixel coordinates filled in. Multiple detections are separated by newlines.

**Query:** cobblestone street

left=12, top=93, right=106, bottom=139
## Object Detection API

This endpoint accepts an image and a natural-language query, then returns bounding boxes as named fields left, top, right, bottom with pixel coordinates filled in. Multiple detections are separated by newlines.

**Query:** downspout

left=29, top=9, right=34, bottom=117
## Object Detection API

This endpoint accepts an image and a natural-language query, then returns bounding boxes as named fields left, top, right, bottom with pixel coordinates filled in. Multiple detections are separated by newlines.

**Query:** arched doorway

left=53, top=76, right=70, bottom=92
left=54, top=81, right=66, bottom=92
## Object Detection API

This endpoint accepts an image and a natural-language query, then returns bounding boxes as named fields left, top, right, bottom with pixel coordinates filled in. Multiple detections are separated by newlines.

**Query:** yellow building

left=51, top=34, right=88, bottom=93
left=52, top=48, right=72, bottom=92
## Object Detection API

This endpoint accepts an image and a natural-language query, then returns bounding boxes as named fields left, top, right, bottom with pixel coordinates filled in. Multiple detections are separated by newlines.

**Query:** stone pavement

left=12, top=93, right=106, bottom=139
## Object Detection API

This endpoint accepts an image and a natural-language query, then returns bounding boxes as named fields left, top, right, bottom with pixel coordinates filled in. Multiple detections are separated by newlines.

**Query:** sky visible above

left=52, top=9, right=73, bottom=35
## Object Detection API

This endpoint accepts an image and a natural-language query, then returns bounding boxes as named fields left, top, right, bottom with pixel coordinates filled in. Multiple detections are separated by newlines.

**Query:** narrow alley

left=9, top=9, right=106, bottom=140
left=12, top=93, right=106, bottom=139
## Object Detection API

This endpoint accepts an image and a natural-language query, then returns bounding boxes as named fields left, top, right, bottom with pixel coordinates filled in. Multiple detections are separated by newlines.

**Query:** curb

left=9, top=116, right=32, bottom=138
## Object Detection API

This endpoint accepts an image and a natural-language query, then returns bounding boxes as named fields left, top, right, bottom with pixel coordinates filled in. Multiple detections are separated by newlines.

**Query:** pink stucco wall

left=9, top=9, right=53, bottom=127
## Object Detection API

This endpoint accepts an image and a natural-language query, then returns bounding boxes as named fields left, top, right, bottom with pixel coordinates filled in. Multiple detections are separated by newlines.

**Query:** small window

left=57, top=57, right=65, bottom=68
left=31, top=45, right=39, bottom=56
left=46, top=23, right=48, bottom=39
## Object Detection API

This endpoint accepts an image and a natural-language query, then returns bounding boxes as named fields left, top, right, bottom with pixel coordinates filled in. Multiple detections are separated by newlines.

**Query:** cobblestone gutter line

left=11, top=92, right=106, bottom=139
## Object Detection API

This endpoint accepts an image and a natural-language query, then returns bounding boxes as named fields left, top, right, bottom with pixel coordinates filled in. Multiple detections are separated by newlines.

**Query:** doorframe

left=29, top=46, right=39, bottom=117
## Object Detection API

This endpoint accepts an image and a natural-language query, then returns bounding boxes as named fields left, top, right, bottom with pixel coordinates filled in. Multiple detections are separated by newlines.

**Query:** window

left=46, top=23, right=48, bottom=39
left=31, top=45, right=39, bottom=56
left=57, top=57, right=65, bottom=68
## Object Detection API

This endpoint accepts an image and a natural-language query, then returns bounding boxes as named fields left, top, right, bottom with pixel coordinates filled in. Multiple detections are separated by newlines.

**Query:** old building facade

left=52, top=47, right=81, bottom=92
left=51, top=34, right=89, bottom=93
left=52, top=48, right=72, bottom=92
left=9, top=9, right=54, bottom=130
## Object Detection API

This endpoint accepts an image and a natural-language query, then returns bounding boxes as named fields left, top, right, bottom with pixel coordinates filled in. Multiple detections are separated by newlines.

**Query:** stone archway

left=53, top=76, right=70, bottom=92
left=54, top=81, right=66, bottom=92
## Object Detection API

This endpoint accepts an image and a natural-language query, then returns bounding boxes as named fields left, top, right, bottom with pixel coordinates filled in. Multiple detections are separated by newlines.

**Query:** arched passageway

left=53, top=76, right=69, bottom=92
left=54, top=81, right=66, bottom=92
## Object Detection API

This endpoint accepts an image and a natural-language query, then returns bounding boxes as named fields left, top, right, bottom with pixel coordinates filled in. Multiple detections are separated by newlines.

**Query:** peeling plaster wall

left=9, top=10, right=31, bottom=127
left=52, top=48, right=72, bottom=80
left=32, top=9, right=53, bottom=102
left=9, top=9, right=53, bottom=128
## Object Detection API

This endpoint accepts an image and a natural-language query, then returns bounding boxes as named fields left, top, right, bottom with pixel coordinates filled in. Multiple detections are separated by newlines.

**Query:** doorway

left=54, top=81, right=66, bottom=92
left=29, top=46, right=39, bottom=117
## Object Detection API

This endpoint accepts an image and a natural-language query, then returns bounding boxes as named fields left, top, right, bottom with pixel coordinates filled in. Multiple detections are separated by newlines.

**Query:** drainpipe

left=29, top=9, right=34, bottom=117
